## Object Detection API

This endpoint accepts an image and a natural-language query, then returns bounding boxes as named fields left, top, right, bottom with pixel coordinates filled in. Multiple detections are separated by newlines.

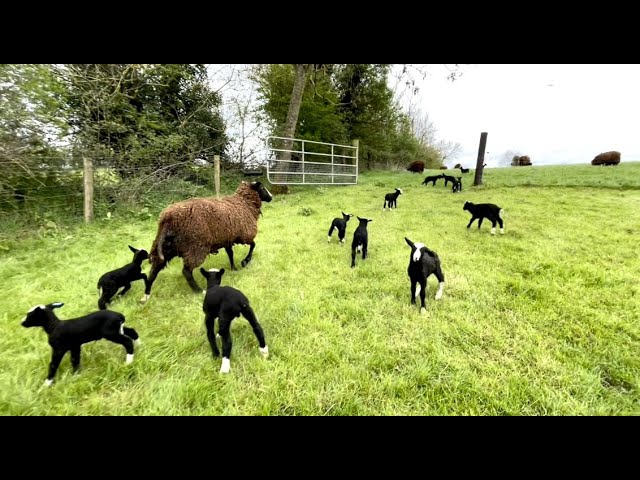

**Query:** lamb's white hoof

left=420, top=307, right=427, bottom=315
left=43, top=379, right=53, bottom=387
left=259, top=346, right=269, bottom=358
left=220, top=357, right=231, bottom=374
left=491, top=228, right=496, bottom=235
left=327, top=236, right=331, bottom=243
left=140, top=294, right=150, bottom=304
left=435, top=292, right=443, bottom=301
left=126, top=354, right=134, bottom=365
left=500, top=228, right=505, bottom=235
left=135, top=338, right=142, bottom=346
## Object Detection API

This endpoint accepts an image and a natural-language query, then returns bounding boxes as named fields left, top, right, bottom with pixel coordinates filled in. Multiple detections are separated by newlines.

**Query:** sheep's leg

left=218, top=314, right=233, bottom=374
left=224, top=246, right=237, bottom=270
left=419, top=279, right=427, bottom=314
left=362, top=241, right=368, bottom=260
left=45, top=349, right=66, bottom=386
left=434, top=266, right=445, bottom=300
left=71, top=346, right=81, bottom=373
left=497, top=216, right=504, bottom=234
left=328, top=225, right=335, bottom=243
left=241, top=241, right=256, bottom=267
left=466, top=217, right=476, bottom=229
left=410, top=279, right=417, bottom=304
left=490, top=218, right=498, bottom=235
left=478, top=217, right=484, bottom=229
left=122, top=327, right=140, bottom=345
left=351, top=246, right=357, bottom=268
left=205, top=314, right=220, bottom=357
left=182, top=265, right=202, bottom=293
left=141, top=260, right=167, bottom=303
left=338, top=228, right=346, bottom=245
left=242, top=305, right=268, bottom=357
left=105, top=334, right=135, bottom=364
left=98, top=287, right=117, bottom=310
left=118, top=283, right=132, bottom=296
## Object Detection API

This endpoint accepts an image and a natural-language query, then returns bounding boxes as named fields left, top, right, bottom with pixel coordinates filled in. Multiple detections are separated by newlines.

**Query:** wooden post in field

left=352, top=139, right=360, bottom=182
left=214, top=155, right=221, bottom=198
left=83, top=157, right=94, bottom=223
left=473, top=132, right=488, bottom=186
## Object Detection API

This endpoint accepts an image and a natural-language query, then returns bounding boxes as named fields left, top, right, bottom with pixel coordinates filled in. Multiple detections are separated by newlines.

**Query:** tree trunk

left=273, top=64, right=311, bottom=188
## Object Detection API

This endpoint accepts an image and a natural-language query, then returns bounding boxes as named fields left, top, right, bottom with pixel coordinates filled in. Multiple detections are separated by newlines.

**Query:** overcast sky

left=412, top=64, right=640, bottom=167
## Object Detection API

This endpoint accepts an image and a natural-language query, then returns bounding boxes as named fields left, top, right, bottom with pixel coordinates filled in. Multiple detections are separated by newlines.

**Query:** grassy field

left=1, top=162, right=639, bottom=415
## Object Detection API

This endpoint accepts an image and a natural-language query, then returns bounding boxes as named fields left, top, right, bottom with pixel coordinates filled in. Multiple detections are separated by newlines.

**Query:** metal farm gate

left=266, top=136, right=359, bottom=185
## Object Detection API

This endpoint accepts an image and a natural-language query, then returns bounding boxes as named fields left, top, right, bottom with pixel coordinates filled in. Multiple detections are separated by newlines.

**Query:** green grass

left=1, top=162, right=639, bottom=415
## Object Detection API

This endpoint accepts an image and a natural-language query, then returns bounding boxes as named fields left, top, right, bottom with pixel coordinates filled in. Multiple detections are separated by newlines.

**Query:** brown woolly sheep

left=140, top=181, right=273, bottom=303
left=407, top=160, right=425, bottom=173
left=592, top=151, right=621, bottom=166
left=454, top=163, right=462, bottom=169
left=439, top=165, right=448, bottom=170
left=511, top=155, right=532, bottom=166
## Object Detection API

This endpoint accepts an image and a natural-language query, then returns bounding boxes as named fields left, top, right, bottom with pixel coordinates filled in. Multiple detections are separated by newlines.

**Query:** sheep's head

left=21, top=303, right=63, bottom=328
left=463, top=201, right=473, bottom=211
left=341, top=212, right=353, bottom=221
left=200, top=268, right=226, bottom=288
left=250, top=181, right=273, bottom=203
left=405, top=237, right=427, bottom=263
left=128, top=245, right=149, bottom=263
left=357, top=216, right=373, bottom=225
left=396, top=188, right=403, bottom=195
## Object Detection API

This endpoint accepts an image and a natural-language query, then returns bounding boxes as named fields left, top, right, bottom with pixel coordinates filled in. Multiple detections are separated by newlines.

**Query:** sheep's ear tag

left=51, top=302, right=64, bottom=309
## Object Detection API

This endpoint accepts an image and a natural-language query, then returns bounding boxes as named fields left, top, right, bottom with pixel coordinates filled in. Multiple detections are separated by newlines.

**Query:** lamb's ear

left=405, top=237, right=414, bottom=248
left=200, top=268, right=209, bottom=278
left=128, top=245, right=138, bottom=254
left=367, top=218, right=373, bottom=223
left=217, top=268, right=225, bottom=279
left=48, top=302, right=64, bottom=309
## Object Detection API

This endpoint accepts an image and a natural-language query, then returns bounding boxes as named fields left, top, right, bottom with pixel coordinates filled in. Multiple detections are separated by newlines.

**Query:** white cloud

left=411, top=64, right=640, bottom=167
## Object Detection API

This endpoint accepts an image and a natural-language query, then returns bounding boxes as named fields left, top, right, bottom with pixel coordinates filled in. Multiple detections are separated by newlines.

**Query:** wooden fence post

left=214, top=155, right=221, bottom=198
left=83, top=157, right=94, bottom=223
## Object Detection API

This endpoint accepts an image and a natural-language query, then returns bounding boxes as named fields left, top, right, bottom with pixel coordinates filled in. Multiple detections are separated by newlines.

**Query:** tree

left=64, top=64, right=227, bottom=175
left=0, top=64, right=69, bottom=200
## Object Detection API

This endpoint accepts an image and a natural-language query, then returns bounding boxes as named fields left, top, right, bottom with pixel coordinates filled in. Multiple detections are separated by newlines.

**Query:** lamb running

left=383, top=188, right=403, bottom=210
left=97, top=245, right=149, bottom=310
left=351, top=216, right=373, bottom=268
left=328, top=211, right=353, bottom=245
left=21, top=302, right=139, bottom=386
left=463, top=201, right=505, bottom=234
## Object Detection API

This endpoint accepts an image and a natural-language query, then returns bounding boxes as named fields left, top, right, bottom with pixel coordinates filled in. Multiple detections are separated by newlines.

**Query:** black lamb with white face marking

left=21, top=302, right=139, bottom=386
left=405, top=237, right=445, bottom=313
left=351, top=216, right=373, bottom=268
left=328, top=211, right=353, bottom=244
left=200, top=268, right=268, bottom=374
left=462, top=201, right=505, bottom=234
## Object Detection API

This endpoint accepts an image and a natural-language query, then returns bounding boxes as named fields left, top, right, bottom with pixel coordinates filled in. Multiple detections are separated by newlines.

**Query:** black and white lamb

left=405, top=238, right=445, bottom=314
left=383, top=188, right=403, bottom=210
left=351, top=216, right=373, bottom=268
left=452, top=176, right=463, bottom=193
left=97, top=245, right=149, bottom=310
left=21, top=302, right=139, bottom=386
left=463, top=201, right=505, bottom=234
left=328, top=211, right=353, bottom=245
left=442, top=174, right=458, bottom=187
left=200, top=268, right=268, bottom=374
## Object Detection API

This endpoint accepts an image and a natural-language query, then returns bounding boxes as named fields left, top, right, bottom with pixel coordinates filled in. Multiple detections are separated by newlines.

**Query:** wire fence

left=0, top=156, right=252, bottom=232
